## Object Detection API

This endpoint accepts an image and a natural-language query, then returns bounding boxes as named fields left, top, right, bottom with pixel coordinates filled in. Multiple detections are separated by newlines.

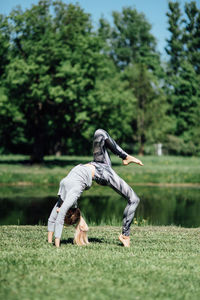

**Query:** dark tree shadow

left=0, top=158, right=121, bottom=167
left=0, top=159, right=31, bottom=165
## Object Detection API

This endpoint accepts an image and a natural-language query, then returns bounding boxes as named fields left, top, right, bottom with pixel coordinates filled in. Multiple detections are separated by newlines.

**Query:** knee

left=48, top=216, right=54, bottom=223
left=94, top=129, right=106, bottom=138
left=129, top=194, right=140, bottom=207
left=48, top=214, right=57, bottom=224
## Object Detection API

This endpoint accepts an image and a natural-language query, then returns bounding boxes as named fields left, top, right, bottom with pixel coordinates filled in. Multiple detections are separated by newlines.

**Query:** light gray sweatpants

left=48, top=165, right=92, bottom=239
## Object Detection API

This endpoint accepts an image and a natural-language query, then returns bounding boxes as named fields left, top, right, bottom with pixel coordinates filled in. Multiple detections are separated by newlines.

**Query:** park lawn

left=0, top=155, right=200, bottom=184
left=0, top=225, right=200, bottom=300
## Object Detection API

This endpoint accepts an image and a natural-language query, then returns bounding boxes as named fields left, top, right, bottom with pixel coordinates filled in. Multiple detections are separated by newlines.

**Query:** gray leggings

left=91, top=129, right=140, bottom=236
left=48, top=165, right=92, bottom=238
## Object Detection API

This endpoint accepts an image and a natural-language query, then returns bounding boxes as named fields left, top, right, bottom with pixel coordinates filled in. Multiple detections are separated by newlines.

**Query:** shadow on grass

left=0, top=159, right=32, bottom=165
left=61, top=238, right=74, bottom=244
left=61, top=237, right=104, bottom=245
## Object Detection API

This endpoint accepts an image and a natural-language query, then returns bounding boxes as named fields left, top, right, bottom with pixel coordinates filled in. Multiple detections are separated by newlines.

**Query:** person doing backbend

left=47, top=129, right=143, bottom=247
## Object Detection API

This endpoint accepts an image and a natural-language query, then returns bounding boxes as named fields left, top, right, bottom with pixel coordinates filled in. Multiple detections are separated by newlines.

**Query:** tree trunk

left=30, top=133, right=45, bottom=164
left=30, top=112, right=45, bottom=163
left=138, top=133, right=145, bottom=156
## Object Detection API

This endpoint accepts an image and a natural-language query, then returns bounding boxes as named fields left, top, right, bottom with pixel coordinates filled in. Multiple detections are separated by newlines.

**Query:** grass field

left=1, top=156, right=200, bottom=299
left=0, top=155, right=200, bottom=185
left=0, top=225, right=200, bottom=300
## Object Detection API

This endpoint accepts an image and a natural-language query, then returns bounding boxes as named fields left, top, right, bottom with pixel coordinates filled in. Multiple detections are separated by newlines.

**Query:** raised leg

left=93, top=129, right=128, bottom=165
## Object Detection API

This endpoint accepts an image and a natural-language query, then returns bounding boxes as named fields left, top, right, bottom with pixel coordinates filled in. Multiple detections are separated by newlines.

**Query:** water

left=0, top=185, right=200, bottom=227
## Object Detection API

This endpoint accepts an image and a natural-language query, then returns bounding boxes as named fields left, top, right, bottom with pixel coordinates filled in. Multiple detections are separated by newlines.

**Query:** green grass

left=0, top=225, right=200, bottom=300
left=0, top=155, right=200, bottom=184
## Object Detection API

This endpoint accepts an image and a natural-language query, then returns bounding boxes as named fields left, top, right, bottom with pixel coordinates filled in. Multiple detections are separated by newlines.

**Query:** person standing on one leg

left=90, top=129, right=143, bottom=247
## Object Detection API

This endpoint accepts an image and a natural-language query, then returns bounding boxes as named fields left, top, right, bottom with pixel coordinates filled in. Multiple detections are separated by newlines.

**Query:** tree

left=165, top=1, right=200, bottom=155
left=183, top=1, right=200, bottom=74
left=0, top=15, right=10, bottom=79
left=1, top=0, right=139, bottom=160
left=170, top=61, right=200, bottom=155
left=0, top=15, right=26, bottom=154
left=99, top=7, right=162, bottom=78
left=4, top=0, right=104, bottom=161
left=86, top=58, right=135, bottom=146
left=97, top=7, right=166, bottom=154
left=122, top=63, right=168, bottom=155
left=165, top=1, right=183, bottom=75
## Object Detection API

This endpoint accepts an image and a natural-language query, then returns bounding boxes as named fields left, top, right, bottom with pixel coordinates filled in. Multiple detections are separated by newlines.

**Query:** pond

left=0, top=184, right=200, bottom=227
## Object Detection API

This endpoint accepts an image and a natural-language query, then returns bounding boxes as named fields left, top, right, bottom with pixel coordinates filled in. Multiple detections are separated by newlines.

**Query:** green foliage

left=5, top=0, right=103, bottom=161
left=165, top=1, right=200, bottom=155
left=0, top=15, right=10, bottom=79
left=0, top=0, right=199, bottom=158
left=122, top=64, right=169, bottom=154
left=172, top=62, right=200, bottom=137
left=1, top=1, right=142, bottom=160
left=184, top=1, right=200, bottom=74
left=110, top=7, right=161, bottom=73
left=0, top=87, right=26, bottom=153
left=165, top=1, right=183, bottom=74
left=98, top=7, right=166, bottom=154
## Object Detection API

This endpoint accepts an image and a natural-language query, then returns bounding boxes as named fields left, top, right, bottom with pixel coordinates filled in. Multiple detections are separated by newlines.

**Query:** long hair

left=64, top=208, right=89, bottom=246
left=64, top=208, right=81, bottom=225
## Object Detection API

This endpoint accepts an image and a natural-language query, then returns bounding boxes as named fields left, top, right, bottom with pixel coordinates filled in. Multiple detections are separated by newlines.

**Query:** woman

left=47, top=129, right=143, bottom=247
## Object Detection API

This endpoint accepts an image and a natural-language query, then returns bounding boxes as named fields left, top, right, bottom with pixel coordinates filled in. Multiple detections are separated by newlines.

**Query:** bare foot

left=123, top=155, right=143, bottom=166
left=119, top=234, right=130, bottom=247
left=48, top=231, right=54, bottom=243
left=55, top=238, right=60, bottom=248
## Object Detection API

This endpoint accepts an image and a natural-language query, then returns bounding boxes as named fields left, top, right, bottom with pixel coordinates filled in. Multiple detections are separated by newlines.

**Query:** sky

left=0, top=0, right=199, bottom=58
